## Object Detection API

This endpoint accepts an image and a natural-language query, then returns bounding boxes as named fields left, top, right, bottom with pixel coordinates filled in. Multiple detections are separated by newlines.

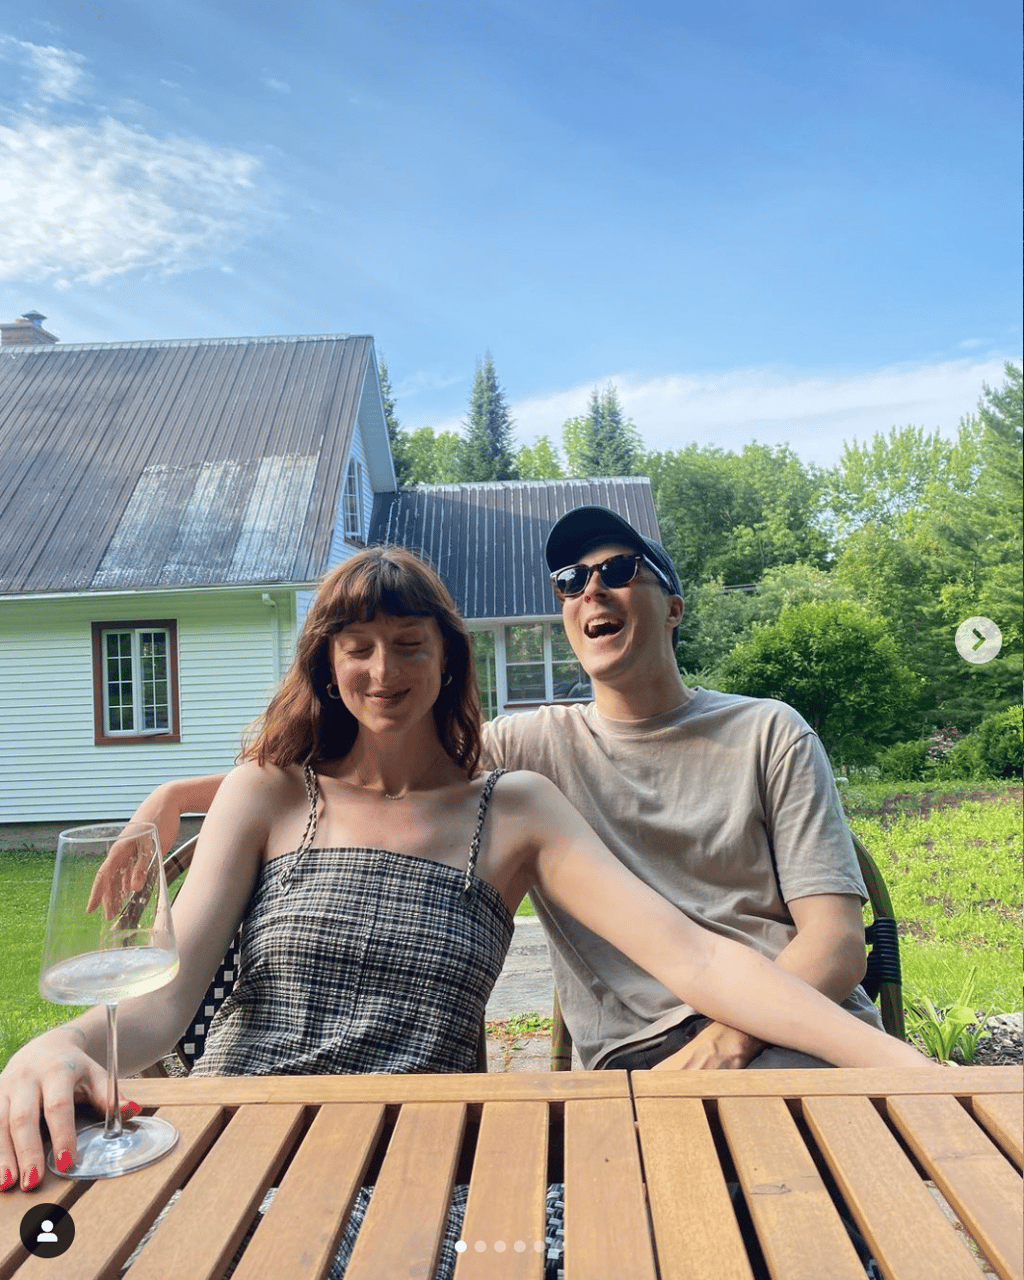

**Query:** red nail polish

left=0, top=1167, right=15, bottom=1191
left=55, top=1150, right=74, bottom=1173
left=121, top=1100, right=142, bottom=1118
left=22, top=1167, right=40, bottom=1191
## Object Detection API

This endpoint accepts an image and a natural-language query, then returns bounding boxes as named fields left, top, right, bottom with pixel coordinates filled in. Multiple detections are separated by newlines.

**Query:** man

left=488, top=505, right=878, bottom=1071
left=137, top=505, right=879, bottom=1071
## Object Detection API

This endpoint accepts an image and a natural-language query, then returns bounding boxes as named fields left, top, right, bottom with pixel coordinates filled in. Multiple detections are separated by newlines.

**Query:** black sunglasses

left=550, top=552, right=673, bottom=600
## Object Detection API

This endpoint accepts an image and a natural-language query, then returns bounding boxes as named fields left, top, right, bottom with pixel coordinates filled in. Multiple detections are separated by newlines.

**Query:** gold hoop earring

left=326, top=683, right=342, bottom=700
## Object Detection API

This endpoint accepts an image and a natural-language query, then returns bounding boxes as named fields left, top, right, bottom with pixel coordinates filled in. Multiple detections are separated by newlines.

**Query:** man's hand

left=651, top=1021, right=765, bottom=1071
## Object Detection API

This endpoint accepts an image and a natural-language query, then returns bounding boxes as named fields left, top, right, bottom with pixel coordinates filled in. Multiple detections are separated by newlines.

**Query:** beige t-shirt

left=482, top=688, right=880, bottom=1068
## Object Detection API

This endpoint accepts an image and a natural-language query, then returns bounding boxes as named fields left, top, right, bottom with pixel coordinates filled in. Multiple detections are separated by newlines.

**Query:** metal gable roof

left=369, top=477, right=664, bottom=620
left=0, top=334, right=376, bottom=594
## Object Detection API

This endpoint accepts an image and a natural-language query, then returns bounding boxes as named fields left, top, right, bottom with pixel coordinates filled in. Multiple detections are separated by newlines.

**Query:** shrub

left=932, top=704, right=1023, bottom=780
left=876, top=739, right=929, bottom=781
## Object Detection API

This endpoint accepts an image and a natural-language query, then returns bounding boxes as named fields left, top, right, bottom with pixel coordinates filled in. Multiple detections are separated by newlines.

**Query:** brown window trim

left=91, top=619, right=181, bottom=746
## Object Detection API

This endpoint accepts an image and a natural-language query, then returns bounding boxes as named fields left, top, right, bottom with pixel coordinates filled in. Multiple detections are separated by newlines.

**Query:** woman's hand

left=0, top=1030, right=138, bottom=1191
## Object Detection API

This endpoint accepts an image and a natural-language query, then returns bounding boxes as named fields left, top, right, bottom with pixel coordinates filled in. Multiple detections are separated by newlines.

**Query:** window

left=91, top=621, right=180, bottom=745
left=342, top=458, right=364, bottom=540
left=471, top=631, right=498, bottom=720
left=504, top=621, right=591, bottom=705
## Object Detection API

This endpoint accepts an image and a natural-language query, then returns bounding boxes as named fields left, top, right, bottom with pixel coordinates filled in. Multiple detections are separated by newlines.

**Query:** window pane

left=505, top=624, right=543, bottom=663
left=551, top=623, right=591, bottom=700
left=140, top=631, right=170, bottom=730
left=471, top=632, right=497, bottom=721
left=104, top=632, right=134, bottom=732
left=506, top=663, right=545, bottom=702
left=505, top=624, right=545, bottom=702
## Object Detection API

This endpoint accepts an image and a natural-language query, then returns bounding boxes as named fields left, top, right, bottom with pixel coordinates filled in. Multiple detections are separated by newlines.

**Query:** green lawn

left=2, top=781, right=1020, bottom=1068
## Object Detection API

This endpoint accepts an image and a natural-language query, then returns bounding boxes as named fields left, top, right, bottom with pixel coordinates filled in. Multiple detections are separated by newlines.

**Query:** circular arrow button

left=955, top=617, right=1002, bottom=664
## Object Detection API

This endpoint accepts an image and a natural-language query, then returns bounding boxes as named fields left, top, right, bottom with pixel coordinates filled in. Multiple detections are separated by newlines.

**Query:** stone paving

left=483, top=916, right=582, bottom=1071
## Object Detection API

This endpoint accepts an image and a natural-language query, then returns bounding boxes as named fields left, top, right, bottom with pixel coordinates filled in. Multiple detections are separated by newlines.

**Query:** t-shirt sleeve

left=763, top=727, right=868, bottom=904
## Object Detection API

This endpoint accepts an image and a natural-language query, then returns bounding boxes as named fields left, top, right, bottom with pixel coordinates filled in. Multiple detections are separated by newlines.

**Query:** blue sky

left=1, top=1, right=1020, bottom=466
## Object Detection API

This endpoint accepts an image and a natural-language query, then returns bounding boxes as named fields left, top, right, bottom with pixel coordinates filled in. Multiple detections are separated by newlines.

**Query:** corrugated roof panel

left=365, top=478, right=662, bottom=620
left=0, top=334, right=373, bottom=593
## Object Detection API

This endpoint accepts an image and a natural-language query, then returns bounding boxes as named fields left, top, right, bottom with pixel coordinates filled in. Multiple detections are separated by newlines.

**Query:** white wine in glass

left=39, top=821, right=180, bottom=1179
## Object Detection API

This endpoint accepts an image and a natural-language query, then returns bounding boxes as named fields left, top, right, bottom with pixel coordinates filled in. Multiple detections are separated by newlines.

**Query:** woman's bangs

left=328, top=553, right=449, bottom=629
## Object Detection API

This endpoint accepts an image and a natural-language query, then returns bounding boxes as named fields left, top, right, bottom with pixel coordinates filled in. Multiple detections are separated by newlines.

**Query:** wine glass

left=38, top=821, right=180, bottom=1179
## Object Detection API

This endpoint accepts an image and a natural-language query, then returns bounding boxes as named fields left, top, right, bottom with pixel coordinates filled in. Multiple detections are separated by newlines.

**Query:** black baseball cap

left=545, top=506, right=683, bottom=597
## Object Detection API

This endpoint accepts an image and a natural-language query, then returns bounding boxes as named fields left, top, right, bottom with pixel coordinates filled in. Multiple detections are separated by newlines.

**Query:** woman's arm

left=513, top=773, right=934, bottom=1070
left=1, top=764, right=273, bottom=1189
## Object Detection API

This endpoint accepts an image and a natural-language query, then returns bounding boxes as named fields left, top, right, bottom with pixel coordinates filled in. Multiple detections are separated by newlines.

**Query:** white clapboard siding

left=0, top=589, right=298, bottom=822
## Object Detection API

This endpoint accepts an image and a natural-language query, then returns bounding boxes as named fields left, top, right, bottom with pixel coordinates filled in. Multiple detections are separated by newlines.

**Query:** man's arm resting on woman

left=131, top=774, right=228, bottom=853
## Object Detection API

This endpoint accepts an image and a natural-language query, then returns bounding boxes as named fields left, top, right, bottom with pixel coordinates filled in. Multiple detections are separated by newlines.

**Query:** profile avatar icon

left=19, top=1203, right=76, bottom=1258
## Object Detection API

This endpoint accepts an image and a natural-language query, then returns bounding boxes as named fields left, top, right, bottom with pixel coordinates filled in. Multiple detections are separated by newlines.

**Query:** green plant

left=875, top=739, right=929, bottom=781
left=903, top=967, right=991, bottom=1063
left=931, top=704, right=1023, bottom=781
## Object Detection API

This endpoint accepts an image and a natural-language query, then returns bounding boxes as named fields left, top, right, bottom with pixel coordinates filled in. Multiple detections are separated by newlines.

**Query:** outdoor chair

left=140, top=831, right=490, bottom=1077
left=549, top=831, right=905, bottom=1070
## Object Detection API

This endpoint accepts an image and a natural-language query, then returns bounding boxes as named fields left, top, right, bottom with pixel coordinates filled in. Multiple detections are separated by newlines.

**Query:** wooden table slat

left=888, top=1093, right=1024, bottom=1280
left=563, top=1098, right=657, bottom=1280
left=14, top=1105, right=224, bottom=1280
left=128, top=1070, right=631, bottom=1107
left=720, top=1095, right=867, bottom=1280
left=345, top=1102, right=466, bottom=1280
left=0, top=1165, right=86, bottom=1280
left=631, top=1064, right=1022, bottom=1099
left=971, top=1093, right=1024, bottom=1170
left=634, top=1098, right=754, bottom=1280
left=230, top=1103, right=386, bottom=1280
left=122, top=1102, right=306, bottom=1280
left=803, top=1093, right=983, bottom=1280
left=456, top=1101, right=549, bottom=1279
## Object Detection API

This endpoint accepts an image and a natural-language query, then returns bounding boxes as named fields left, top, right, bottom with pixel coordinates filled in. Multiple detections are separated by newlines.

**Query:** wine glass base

left=49, top=1116, right=179, bottom=1180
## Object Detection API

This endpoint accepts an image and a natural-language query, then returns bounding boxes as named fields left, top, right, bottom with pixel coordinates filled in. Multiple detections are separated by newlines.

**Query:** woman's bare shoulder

left=212, top=761, right=307, bottom=815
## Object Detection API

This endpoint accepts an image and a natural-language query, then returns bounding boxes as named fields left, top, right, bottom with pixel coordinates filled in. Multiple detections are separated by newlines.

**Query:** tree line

left=380, top=353, right=1023, bottom=768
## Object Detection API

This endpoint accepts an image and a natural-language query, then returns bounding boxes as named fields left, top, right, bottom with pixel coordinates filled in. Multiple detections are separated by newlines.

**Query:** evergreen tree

left=563, top=384, right=640, bottom=476
left=459, top=353, right=519, bottom=481
left=378, top=356, right=411, bottom=487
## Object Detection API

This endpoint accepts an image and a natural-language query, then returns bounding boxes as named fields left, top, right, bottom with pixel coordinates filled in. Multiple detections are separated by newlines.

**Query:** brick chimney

left=0, top=311, right=58, bottom=346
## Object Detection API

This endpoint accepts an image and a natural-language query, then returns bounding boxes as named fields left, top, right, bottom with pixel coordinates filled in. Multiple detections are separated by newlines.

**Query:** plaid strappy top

left=191, top=767, right=514, bottom=1077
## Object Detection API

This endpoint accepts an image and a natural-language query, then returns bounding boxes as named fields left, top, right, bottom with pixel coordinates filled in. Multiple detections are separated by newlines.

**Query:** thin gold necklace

left=338, top=751, right=444, bottom=801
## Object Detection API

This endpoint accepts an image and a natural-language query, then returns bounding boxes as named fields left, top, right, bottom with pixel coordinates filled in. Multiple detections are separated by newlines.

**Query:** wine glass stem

left=104, top=1002, right=124, bottom=1140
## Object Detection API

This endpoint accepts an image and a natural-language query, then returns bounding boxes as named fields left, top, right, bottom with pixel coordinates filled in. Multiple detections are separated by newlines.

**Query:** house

left=0, top=321, right=394, bottom=833
left=0, top=316, right=668, bottom=839
left=369, top=477, right=664, bottom=718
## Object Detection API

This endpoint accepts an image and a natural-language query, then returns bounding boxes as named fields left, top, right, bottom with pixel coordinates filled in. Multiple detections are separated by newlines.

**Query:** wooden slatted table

left=633, top=1065, right=1022, bottom=1280
left=1, top=1067, right=1019, bottom=1279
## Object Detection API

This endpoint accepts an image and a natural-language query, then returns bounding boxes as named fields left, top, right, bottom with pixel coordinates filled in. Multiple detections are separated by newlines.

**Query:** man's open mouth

left=584, top=618, right=623, bottom=639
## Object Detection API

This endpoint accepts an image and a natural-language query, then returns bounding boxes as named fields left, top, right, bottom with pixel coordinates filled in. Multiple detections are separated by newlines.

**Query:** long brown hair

left=242, top=546, right=481, bottom=773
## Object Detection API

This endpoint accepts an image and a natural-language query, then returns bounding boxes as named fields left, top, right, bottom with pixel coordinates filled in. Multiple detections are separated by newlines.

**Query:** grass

left=840, top=780, right=1022, bottom=1016
left=1, top=781, right=1020, bottom=1068
left=0, top=849, right=88, bottom=1067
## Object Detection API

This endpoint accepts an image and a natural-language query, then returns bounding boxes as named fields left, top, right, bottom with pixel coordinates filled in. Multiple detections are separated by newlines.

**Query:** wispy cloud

left=0, top=35, right=274, bottom=286
left=263, top=74, right=291, bottom=94
left=501, top=357, right=1014, bottom=466
left=1, top=36, right=87, bottom=101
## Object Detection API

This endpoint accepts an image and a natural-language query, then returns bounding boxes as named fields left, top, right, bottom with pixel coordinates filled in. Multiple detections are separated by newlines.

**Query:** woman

left=1, top=548, right=933, bottom=1268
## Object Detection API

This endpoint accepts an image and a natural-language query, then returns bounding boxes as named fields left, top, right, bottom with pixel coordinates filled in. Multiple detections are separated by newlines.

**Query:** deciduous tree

left=712, top=599, right=920, bottom=766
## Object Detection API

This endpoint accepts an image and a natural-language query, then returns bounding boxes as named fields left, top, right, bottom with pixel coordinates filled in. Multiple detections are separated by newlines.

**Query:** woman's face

left=328, top=613, right=447, bottom=735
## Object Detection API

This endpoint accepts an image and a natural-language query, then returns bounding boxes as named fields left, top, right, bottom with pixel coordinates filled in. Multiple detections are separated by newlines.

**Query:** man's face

left=558, top=541, right=683, bottom=685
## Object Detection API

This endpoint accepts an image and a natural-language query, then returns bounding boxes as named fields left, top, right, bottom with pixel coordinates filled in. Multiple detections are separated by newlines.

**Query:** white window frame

left=342, top=458, right=365, bottom=540
left=92, top=620, right=180, bottom=745
left=494, top=620, right=591, bottom=707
